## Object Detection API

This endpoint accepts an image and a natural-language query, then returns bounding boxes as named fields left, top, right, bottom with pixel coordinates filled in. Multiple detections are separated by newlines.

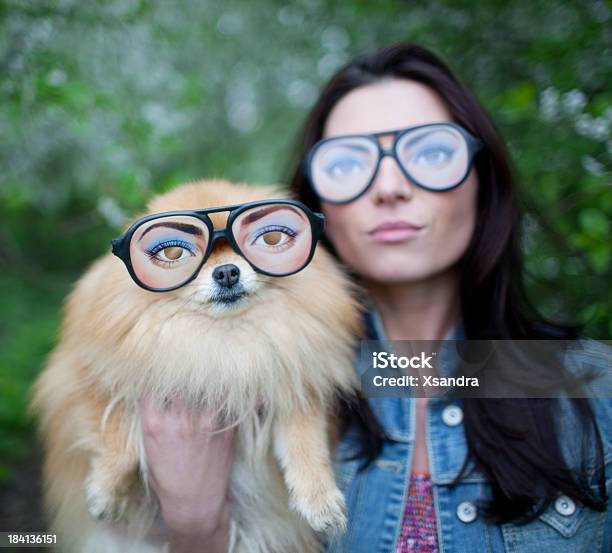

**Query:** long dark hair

left=285, top=43, right=607, bottom=524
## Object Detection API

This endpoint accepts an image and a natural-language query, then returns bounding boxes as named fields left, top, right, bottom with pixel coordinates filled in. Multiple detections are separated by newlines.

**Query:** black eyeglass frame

left=111, top=199, right=326, bottom=293
left=304, top=122, right=484, bottom=205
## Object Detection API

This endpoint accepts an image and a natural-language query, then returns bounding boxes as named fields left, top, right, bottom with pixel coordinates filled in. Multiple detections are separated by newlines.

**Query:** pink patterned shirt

left=396, top=472, right=439, bottom=553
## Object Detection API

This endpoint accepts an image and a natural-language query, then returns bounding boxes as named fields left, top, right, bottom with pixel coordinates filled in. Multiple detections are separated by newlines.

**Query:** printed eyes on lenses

left=263, top=231, right=282, bottom=245
left=134, top=218, right=207, bottom=273
left=326, top=158, right=369, bottom=178
left=259, top=230, right=289, bottom=246
left=249, top=225, right=298, bottom=251
left=118, top=204, right=319, bottom=290
left=164, top=248, right=182, bottom=260
left=316, top=141, right=375, bottom=177
left=145, top=240, right=199, bottom=267
left=410, top=145, right=455, bottom=167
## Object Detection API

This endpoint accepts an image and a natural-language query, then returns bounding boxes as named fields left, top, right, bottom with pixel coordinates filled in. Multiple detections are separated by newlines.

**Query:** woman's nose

left=369, top=154, right=415, bottom=204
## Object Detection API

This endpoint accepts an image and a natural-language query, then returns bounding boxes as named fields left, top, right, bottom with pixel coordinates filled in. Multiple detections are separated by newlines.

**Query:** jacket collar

left=359, top=306, right=465, bottom=441
left=364, top=303, right=466, bottom=341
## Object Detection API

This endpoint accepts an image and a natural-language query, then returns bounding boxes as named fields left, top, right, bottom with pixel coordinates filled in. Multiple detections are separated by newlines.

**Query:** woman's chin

left=359, top=264, right=452, bottom=286
left=362, top=270, right=428, bottom=286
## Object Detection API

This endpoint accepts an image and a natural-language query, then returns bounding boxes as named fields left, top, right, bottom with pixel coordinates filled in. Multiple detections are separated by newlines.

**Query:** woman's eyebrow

left=239, top=205, right=301, bottom=225
left=138, top=221, right=204, bottom=241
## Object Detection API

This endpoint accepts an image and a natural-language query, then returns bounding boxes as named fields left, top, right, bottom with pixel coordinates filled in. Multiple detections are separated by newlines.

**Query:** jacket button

left=457, top=501, right=477, bottom=523
left=442, top=405, right=463, bottom=426
left=554, top=495, right=576, bottom=516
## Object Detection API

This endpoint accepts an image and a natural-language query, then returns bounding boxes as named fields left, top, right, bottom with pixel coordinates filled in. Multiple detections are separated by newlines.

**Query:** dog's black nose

left=212, top=264, right=240, bottom=288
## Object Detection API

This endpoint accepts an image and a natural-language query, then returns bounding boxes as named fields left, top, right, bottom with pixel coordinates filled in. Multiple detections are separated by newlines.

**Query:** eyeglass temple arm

left=110, top=237, right=124, bottom=257
left=313, top=212, right=325, bottom=233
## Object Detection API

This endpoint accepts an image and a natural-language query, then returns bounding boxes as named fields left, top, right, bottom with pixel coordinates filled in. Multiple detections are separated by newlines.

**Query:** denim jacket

left=325, top=310, right=612, bottom=553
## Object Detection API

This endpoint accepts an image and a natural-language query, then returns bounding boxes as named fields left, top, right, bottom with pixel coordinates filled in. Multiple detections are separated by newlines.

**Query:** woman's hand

left=140, top=393, right=236, bottom=553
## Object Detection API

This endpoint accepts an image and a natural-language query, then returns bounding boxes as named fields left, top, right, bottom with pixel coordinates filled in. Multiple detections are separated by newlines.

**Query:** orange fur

left=30, top=179, right=363, bottom=552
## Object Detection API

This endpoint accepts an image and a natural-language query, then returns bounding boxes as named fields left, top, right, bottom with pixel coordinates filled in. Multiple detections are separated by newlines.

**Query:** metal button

left=554, top=495, right=576, bottom=517
left=441, top=405, right=463, bottom=426
left=456, top=501, right=477, bottom=523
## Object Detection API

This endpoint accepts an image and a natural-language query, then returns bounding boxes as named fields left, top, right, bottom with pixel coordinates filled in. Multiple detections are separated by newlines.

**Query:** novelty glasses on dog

left=111, top=199, right=325, bottom=292
left=304, top=122, right=483, bottom=204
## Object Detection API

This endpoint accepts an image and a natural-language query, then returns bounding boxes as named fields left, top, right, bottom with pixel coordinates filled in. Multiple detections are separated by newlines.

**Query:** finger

left=140, top=389, right=151, bottom=408
left=140, top=392, right=183, bottom=426
left=140, top=391, right=163, bottom=433
left=161, top=395, right=173, bottom=411
left=197, top=407, right=219, bottom=427
left=200, top=414, right=238, bottom=437
left=140, top=390, right=157, bottom=417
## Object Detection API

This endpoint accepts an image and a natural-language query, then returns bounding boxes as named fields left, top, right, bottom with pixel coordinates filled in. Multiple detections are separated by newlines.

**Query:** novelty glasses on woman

left=111, top=199, right=325, bottom=292
left=304, top=122, right=483, bottom=203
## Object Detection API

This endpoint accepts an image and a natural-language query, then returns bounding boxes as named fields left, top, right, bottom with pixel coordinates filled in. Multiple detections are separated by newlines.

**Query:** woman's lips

left=368, top=221, right=424, bottom=243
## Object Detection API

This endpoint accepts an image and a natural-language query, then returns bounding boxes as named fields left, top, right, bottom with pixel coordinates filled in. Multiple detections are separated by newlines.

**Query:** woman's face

left=320, top=78, right=478, bottom=285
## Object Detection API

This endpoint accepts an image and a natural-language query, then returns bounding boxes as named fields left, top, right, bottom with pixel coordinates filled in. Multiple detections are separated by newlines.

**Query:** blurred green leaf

left=579, top=208, right=610, bottom=238
left=0, top=464, right=13, bottom=483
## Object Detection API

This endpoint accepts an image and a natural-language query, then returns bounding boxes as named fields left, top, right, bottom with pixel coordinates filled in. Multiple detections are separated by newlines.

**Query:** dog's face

left=181, top=236, right=265, bottom=315
left=127, top=179, right=296, bottom=317
left=64, top=178, right=360, bottom=410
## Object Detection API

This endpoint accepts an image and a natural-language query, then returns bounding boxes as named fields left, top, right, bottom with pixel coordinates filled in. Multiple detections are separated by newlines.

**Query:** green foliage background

left=0, top=0, right=610, bottom=477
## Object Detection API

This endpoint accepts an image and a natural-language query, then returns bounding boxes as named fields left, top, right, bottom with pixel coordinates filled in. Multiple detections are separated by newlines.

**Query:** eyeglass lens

left=232, top=204, right=313, bottom=276
left=310, top=125, right=471, bottom=202
left=129, top=204, right=314, bottom=289
left=130, top=215, right=209, bottom=290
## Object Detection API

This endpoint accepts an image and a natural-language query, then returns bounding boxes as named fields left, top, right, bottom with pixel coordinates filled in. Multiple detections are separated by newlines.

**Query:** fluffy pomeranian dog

left=30, top=179, right=362, bottom=553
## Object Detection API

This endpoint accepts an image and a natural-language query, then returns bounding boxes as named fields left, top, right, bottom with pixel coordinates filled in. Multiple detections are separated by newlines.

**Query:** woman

left=142, top=43, right=611, bottom=552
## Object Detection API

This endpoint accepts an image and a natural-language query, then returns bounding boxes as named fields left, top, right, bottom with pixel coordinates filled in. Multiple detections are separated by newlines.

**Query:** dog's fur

left=30, top=179, right=362, bottom=552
